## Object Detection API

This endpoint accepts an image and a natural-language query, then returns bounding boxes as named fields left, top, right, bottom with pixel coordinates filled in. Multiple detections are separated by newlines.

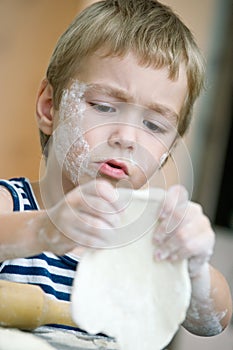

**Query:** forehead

left=75, top=52, right=188, bottom=117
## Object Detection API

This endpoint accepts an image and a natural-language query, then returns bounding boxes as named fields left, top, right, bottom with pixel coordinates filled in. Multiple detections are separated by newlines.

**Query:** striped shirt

left=0, top=177, right=80, bottom=329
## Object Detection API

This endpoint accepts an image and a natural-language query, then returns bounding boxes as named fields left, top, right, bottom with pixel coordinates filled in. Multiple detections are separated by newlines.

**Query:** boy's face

left=52, top=52, right=188, bottom=189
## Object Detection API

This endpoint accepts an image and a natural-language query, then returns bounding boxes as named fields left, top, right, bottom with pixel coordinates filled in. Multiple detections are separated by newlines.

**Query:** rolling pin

left=0, top=280, right=77, bottom=330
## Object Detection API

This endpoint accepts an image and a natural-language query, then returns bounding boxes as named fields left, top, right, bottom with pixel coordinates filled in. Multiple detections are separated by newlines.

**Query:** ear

left=36, top=78, right=54, bottom=135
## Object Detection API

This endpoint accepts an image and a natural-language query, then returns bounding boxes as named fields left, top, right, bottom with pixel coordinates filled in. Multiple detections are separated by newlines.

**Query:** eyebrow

left=87, top=83, right=178, bottom=122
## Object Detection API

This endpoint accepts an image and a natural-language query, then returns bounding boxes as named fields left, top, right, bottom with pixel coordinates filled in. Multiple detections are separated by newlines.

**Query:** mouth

left=97, top=159, right=129, bottom=179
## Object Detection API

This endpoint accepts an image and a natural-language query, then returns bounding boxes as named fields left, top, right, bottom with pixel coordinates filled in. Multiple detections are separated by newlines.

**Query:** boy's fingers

left=154, top=185, right=189, bottom=240
left=80, top=179, right=118, bottom=203
left=161, top=185, right=189, bottom=217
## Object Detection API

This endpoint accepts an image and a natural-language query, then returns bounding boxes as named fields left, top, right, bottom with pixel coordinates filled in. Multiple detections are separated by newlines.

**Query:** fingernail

left=153, top=235, right=162, bottom=244
left=159, top=211, right=168, bottom=220
left=154, top=250, right=169, bottom=261
left=154, top=250, right=162, bottom=261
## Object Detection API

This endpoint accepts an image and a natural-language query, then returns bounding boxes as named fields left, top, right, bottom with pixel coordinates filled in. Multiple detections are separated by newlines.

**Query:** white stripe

left=43, top=252, right=60, bottom=259
left=17, top=187, right=24, bottom=193
left=22, top=198, right=31, bottom=206
left=11, top=180, right=23, bottom=187
left=11, top=184, right=25, bottom=211
left=44, top=251, right=79, bottom=263
left=1, top=258, right=76, bottom=278
left=16, top=187, right=29, bottom=210
left=0, top=273, right=73, bottom=294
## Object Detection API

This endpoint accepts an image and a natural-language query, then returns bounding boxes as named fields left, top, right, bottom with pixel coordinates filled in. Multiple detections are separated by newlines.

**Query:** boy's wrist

left=189, top=262, right=210, bottom=290
left=34, top=210, right=56, bottom=253
left=35, top=210, right=75, bottom=256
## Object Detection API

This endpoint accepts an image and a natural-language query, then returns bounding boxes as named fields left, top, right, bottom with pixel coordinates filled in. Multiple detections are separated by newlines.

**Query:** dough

left=71, top=188, right=191, bottom=350
left=0, top=328, right=55, bottom=350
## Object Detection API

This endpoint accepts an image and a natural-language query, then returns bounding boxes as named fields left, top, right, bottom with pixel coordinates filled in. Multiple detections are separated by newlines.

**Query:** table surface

left=34, top=327, right=119, bottom=350
left=0, top=327, right=119, bottom=350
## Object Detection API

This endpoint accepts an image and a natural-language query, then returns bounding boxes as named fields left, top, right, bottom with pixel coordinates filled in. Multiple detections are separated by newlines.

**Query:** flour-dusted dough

left=71, top=188, right=191, bottom=350
left=0, top=328, right=55, bottom=350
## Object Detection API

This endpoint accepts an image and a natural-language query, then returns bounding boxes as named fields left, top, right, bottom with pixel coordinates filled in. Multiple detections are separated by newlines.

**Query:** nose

left=108, top=123, right=137, bottom=152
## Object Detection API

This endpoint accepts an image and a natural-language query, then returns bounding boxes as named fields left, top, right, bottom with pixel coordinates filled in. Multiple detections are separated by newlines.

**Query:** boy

left=0, top=0, right=232, bottom=341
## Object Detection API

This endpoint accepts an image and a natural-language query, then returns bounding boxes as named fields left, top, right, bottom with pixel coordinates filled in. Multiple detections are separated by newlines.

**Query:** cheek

left=53, top=117, right=91, bottom=185
left=84, top=129, right=107, bottom=152
left=137, top=137, right=167, bottom=171
left=52, top=79, right=97, bottom=184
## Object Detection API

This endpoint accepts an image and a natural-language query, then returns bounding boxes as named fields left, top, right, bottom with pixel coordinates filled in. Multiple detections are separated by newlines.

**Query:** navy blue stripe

left=48, top=323, right=88, bottom=333
left=24, top=205, right=33, bottom=211
left=29, top=282, right=70, bottom=301
left=47, top=323, right=108, bottom=338
left=22, top=178, right=38, bottom=210
left=26, top=254, right=78, bottom=270
left=1, top=265, right=74, bottom=285
left=60, top=255, right=78, bottom=268
left=47, top=323, right=109, bottom=338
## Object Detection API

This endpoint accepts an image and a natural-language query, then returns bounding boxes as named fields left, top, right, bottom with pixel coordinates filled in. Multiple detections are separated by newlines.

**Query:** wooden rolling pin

left=0, top=280, right=77, bottom=330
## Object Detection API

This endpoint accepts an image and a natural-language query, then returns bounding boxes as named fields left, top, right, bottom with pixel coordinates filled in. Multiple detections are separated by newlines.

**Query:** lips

left=98, top=159, right=129, bottom=179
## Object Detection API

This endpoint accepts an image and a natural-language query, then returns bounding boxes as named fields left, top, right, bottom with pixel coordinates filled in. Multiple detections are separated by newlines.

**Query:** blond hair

left=41, top=0, right=205, bottom=153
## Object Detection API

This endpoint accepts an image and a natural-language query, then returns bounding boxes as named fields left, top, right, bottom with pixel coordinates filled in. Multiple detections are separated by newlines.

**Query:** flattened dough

left=71, top=188, right=191, bottom=350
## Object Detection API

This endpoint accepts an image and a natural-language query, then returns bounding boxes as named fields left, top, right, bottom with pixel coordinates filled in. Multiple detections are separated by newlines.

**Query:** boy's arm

left=183, top=263, right=232, bottom=335
left=0, top=210, right=49, bottom=261
left=154, top=185, right=232, bottom=336
left=0, top=180, right=119, bottom=261
left=0, top=184, right=79, bottom=260
left=0, top=186, right=47, bottom=260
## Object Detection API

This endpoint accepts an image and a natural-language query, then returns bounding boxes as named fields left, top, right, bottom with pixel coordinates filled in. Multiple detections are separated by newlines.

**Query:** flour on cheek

left=53, top=80, right=94, bottom=185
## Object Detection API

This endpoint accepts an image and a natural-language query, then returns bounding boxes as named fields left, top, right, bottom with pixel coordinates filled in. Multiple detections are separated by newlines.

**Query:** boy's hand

left=153, top=185, right=215, bottom=278
left=38, top=180, right=120, bottom=255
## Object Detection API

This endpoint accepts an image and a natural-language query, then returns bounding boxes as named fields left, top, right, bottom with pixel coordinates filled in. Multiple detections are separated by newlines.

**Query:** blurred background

left=0, top=0, right=232, bottom=348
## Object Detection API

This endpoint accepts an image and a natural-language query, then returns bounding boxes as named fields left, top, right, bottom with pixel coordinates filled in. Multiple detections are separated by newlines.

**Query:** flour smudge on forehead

left=53, top=80, right=93, bottom=185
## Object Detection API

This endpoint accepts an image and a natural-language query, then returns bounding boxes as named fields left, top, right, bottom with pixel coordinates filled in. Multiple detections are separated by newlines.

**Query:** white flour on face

left=53, top=80, right=167, bottom=187
left=53, top=80, right=95, bottom=185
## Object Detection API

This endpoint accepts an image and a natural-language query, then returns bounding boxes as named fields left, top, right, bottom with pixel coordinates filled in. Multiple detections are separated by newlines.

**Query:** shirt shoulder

left=0, top=177, right=39, bottom=211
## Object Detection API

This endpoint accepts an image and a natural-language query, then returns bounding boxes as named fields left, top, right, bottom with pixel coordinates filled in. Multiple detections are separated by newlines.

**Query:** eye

left=89, top=102, right=116, bottom=114
left=143, top=120, right=165, bottom=133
